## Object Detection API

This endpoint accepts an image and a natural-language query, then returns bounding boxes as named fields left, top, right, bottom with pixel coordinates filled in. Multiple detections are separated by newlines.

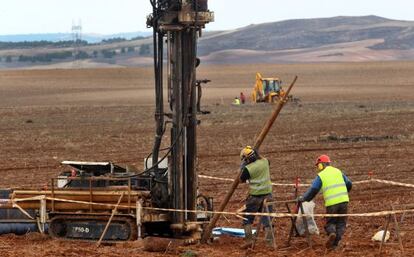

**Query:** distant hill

left=0, top=31, right=152, bottom=43
left=198, top=16, right=414, bottom=55
left=1, top=16, right=414, bottom=69
left=197, top=15, right=414, bottom=64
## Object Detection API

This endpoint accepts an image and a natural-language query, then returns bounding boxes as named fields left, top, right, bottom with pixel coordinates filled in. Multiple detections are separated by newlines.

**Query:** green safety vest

left=318, top=166, right=349, bottom=207
left=245, top=158, right=272, bottom=196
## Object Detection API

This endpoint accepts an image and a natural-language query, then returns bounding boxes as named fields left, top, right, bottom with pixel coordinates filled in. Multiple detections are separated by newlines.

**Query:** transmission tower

left=72, top=20, right=83, bottom=67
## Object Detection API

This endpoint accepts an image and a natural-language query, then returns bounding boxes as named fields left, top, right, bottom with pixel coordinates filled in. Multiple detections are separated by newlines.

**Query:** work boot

left=326, top=233, right=336, bottom=249
left=332, top=239, right=340, bottom=250
left=264, top=227, right=274, bottom=247
left=240, top=224, right=254, bottom=249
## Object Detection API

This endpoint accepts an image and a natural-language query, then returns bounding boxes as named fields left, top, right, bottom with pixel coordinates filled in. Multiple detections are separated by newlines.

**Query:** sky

left=0, top=0, right=413, bottom=35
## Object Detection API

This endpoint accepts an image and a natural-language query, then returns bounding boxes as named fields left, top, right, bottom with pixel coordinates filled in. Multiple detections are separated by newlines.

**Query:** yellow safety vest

left=318, top=166, right=349, bottom=207
left=245, top=158, right=272, bottom=196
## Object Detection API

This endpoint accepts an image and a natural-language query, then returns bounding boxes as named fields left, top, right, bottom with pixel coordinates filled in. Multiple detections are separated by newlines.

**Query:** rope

left=9, top=195, right=414, bottom=219
left=7, top=177, right=414, bottom=220
left=198, top=175, right=414, bottom=188
left=142, top=204, right=414, bottom=218
left=198, top=175, right=311, bottom=186
left=372, top=179, right=414, bottom=189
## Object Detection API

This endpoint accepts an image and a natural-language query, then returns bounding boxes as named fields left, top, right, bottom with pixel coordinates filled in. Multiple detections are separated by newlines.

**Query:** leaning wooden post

left=391, top=205, right=404, bottom=254
left=379, top=214, right=392, bottom=254
left=201, top=76, right=298, bottom=243
left=96, top=193, right=124, bottom=247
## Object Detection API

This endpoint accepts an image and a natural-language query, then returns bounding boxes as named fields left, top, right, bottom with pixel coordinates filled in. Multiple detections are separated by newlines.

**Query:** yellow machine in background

left=251, top=73, right=286, bottom=103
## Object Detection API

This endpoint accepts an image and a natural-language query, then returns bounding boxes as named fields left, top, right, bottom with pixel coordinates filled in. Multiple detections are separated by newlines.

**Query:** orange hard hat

left=315, top=155, right=331, bottom=165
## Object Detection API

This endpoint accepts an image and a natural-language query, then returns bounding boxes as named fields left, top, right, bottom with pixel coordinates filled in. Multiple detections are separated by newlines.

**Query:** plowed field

left=0, top=62, right=413, bottom=256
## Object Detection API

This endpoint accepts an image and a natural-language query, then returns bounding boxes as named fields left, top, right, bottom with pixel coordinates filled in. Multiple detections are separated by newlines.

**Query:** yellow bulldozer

left=251, top=72, right=287, bottom=103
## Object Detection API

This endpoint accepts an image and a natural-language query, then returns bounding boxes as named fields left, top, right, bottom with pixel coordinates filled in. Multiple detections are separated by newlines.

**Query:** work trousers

left=243, top=193, right=273, bottom=227
left=325, top=202, right=348, bottom=246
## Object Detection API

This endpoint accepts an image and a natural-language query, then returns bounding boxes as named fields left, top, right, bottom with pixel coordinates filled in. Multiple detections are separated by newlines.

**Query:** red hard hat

left=315, top=155, right=331, bottom=165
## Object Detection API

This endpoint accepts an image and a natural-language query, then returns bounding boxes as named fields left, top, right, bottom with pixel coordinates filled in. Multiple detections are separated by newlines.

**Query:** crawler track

left=49, top=214, right=137, bottom=242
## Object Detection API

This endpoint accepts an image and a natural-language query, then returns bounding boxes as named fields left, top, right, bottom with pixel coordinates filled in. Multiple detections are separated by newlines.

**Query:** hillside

left=1, top=15, right=414, bottom=68
left=197, top=15, right=414, bottom=63
left=198, top=16, right=414, bottom=54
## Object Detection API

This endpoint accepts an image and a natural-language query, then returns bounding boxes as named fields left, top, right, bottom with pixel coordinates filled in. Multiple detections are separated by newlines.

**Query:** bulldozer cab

left=262, top=78, right=282, bottom=95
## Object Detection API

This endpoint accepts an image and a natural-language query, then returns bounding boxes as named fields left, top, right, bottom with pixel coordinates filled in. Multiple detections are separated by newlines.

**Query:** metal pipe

left=184, top=127, right=188, bottom=220
left=40, top=197, right=46, bottom=234
left=170, top=222, right=199, bottom=232
left=137, top=200, right=143, bottom=239
left=152, top=30, right=165, bottom=174
left=167, top=31, right=172, bottom=106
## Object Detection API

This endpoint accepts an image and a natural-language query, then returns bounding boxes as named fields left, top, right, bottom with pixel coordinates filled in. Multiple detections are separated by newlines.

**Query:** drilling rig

left=0, top=0, right=214, bottom=242
left=146, top=0, right=214, bottom=237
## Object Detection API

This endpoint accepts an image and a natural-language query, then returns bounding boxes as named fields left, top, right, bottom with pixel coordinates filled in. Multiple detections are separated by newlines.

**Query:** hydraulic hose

left=151, top=3, right=165, bottom=175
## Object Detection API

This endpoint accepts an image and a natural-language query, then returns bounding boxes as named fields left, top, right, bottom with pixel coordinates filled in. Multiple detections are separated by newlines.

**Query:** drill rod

left=201, top=76, right=298, bottom=243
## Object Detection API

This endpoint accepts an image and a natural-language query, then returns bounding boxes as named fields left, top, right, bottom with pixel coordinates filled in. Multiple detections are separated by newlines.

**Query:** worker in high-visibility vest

left=232, top=97, right=241, bottom=105
left=239, top=146, right=273, bottom=249
left=298, top=155, right=352, bottom=249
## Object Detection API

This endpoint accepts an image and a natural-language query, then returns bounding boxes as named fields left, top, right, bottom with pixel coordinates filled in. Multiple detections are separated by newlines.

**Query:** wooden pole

left=379, top=214, right=391, bottom=254
left=96, top=193, right=124, bottom=247
left=201, top=76, right=298, bottom=243
left=392, top=205, right=404, bottom=254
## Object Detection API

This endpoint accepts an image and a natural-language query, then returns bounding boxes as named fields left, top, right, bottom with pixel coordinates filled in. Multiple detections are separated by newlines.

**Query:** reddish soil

left=0, top=62, right=413, bottom=256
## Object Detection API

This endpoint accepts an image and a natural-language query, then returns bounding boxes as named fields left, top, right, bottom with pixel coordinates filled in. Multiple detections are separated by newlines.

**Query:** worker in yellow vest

left=298, top=155, right=352, bottom=249
left=239, top=146, right=273, bottom=249
left=233, top=97, right=241, bottom=105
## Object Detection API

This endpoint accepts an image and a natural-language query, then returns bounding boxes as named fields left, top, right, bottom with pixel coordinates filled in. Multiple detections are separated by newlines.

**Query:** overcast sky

left=0, top=0, right=413, bottom=35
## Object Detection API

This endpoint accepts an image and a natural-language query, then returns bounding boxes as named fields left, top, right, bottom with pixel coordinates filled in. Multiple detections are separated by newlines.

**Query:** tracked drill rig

left=0, top=0, right=213, bottom=242
left=146, top=0, right=213, bottom=237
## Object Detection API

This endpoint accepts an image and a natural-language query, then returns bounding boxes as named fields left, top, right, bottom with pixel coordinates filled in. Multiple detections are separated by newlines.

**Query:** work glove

left=240, top=163, right=246, bottom=170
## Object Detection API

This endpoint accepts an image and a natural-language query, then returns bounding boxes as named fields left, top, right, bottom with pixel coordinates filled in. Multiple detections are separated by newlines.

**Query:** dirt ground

left=0, top=62, right=413, bottom=256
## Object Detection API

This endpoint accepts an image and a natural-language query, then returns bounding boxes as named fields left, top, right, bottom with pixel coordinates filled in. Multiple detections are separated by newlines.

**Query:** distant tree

left=127, top=46, right=135, bottom=53
left=139, top=44, right=151, bottom=56
left=0, top=40, right=89, bottom=50
left=34, top=55, right=52, bottom=62
left=101, top=49, right=116, bottom=58
left=16, top=51, right=72, bottom=63
left=6, top=56, right=12, bottom=62
left=121, top=47, right=126, bottom=54
left=93, top=50, right=98, bottom=58
left=75, top=51, right=90, bottom=59
left=131, top=36, right=145, bottom=40
left=101, top=37, right=126, bottom=44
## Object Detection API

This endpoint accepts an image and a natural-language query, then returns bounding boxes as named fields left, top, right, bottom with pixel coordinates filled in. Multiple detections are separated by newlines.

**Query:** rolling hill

left=198, top=15, right=414, bottom=63
left=1, top=15, right=414, bottom=68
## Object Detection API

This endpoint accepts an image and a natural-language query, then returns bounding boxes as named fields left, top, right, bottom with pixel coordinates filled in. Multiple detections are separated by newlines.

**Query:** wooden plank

left=13, top=190, right=150, bottom=196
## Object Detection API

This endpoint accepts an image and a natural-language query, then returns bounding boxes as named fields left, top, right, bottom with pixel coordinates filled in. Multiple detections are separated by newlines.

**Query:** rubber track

left=49, top=214, right=137, bottom=242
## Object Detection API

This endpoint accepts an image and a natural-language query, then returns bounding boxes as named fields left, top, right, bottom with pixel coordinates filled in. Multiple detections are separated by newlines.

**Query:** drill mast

left=147, top=0, right=213, bottom=234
